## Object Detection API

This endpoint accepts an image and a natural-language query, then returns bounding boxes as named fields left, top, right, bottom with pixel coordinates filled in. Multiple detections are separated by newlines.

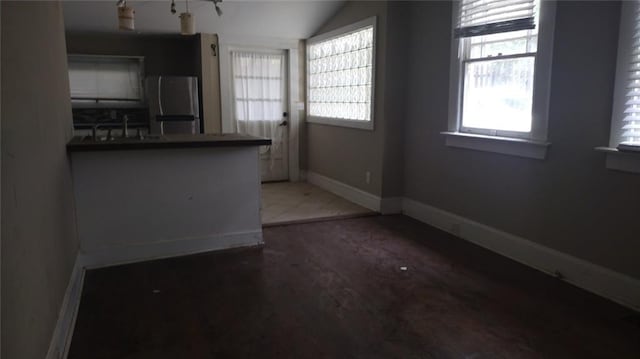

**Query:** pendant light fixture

left=179, top=0, right=195, bottom=35
left=116, top=0, right=135, bottom=31
left=212, top=0, right=223, bottom=16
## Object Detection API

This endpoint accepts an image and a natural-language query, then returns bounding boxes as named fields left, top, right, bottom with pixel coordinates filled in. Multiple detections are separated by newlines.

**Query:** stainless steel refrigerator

left=146, top=76, right=200, bottom=135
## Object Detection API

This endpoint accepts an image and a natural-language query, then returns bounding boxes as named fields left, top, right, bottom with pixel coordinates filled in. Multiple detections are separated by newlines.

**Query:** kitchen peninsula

left=68, top=134, right=271, bottom=267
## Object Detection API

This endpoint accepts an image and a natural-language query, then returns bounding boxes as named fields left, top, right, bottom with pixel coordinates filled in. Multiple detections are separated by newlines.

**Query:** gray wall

left=306, top=1, right=389, bottom=196
left=65, top=32, right=200, bottom=77
left=403, top=1, right=640, bottom=279
left=380, top=2, right=409, bottom=197
left=1, top=2, right=79, bottom=358
left=305, top=1, right=409, bottom=197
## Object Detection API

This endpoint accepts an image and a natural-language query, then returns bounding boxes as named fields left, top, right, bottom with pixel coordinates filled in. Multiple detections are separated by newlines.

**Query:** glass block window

left=307, top=18, right=376, bottom=128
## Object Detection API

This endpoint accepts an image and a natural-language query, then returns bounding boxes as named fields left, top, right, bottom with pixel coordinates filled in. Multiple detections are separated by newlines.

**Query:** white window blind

left=621, top=9, right=640, bottom=146
left=307, top=24, right=374, bottom=122
left=68, top=56, right=143, bottom=103
left=455, top=0, right=537, bottom=38
left=455, top=0, right=540, bottom=135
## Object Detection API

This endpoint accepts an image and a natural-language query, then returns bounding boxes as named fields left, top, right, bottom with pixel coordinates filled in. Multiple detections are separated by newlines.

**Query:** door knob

left=279, top=120, right=288, bottom=127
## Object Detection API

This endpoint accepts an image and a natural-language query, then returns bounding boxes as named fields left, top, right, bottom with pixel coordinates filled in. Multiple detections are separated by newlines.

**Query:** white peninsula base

left=69, top=140, right=265, bottom=268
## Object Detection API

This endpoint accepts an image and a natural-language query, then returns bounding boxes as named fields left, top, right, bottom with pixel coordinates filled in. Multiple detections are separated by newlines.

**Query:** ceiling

left=62, top=0, right=345, bottom=39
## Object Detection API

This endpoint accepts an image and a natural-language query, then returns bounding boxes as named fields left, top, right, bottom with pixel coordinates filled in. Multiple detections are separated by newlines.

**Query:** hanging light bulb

left=213, top=0, right=223, bottom=16
left=117, top=0, right=135, bottom=31
left=205, top=0, right=222, bottom=16
left=179, top=0, right=195, bottom=35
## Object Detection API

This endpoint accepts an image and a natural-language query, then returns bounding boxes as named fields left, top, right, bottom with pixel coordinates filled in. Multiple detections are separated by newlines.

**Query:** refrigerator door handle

left=158, top=76, right=163, bottom=116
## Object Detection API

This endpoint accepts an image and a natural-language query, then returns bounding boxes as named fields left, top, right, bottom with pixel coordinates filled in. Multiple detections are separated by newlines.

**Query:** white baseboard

left=81, top=231, right=264, bottom=269
left=46, top=255, right=85, bottom=359
left=305, top=171, right=402, bottom=214
left=306, top=171, right=381, bottom=211
left=402, top=198, right=640, bottom=312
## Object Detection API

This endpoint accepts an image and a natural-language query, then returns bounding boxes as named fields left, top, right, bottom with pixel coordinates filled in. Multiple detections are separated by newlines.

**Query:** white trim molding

left=304, top=171, right=402, bottom=214
left=46, top=255, right=86, bottom=359
left=402, top=198, right=640, bottom=312
left=81, top=231, right=263, bottom=269
left=442, top=131, right=550, bottom=159
left=595, top=147, right=640, bottom=174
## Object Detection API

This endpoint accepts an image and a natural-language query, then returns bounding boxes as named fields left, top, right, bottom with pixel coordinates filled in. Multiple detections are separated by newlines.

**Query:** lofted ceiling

left=62, top=0, right=345, bottom=39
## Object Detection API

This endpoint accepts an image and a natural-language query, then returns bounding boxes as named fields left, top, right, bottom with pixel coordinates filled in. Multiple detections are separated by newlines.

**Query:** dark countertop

left=67, top=133, right=272, bottom=152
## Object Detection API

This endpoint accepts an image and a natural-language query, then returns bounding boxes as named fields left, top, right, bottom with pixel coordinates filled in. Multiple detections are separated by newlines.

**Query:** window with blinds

left=307, top=17, right=375, bottom=129
left=456, top=0, right=536, bottom=38
left=68, top=55, right=143, bottom=107
left=609, top=1, right=640, bottom=151
left=620, top=10, right=640, bottom=146
left=455, top=0, right=540, bottom=135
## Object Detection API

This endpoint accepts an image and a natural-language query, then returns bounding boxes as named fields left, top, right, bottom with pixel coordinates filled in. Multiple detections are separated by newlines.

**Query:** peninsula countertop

left=67, top=133, right=272, bottom=152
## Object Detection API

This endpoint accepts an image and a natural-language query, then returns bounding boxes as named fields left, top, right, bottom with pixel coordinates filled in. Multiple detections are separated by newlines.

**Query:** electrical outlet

left=365, top=171, right=371, bottom=184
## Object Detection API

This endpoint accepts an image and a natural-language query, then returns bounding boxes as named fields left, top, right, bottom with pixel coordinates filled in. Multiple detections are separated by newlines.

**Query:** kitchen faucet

left=91, top=124, right=101, bottom=141
left=122, top=115, right=129, bottom=138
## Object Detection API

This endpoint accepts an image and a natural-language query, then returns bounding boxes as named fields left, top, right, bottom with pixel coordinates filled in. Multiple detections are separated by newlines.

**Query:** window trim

left=306, top=16, right=377, bottom=131
left=445, top=0, right=556, bottom=158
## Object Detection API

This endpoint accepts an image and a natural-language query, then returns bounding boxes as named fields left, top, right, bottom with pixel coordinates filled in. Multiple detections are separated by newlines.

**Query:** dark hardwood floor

left=68, top=215, right=640, bottom=358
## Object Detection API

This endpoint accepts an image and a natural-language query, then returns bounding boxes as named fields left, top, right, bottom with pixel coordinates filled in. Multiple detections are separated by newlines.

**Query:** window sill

left=594, top=146, right=640, bottom=174
left=307, top=116, right=374, bottom=130
left=441, top=132, right=550, bottom=160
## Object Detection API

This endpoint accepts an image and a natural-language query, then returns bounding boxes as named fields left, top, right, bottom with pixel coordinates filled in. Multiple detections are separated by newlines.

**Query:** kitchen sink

left=82, top=134, right=164, bottom=142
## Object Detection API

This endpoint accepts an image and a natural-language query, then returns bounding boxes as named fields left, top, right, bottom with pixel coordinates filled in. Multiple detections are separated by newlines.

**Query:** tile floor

left=261, top=181, right=373, bottom=226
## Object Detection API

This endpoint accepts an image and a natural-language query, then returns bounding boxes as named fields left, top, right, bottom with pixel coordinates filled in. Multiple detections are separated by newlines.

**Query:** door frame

left=219, top=34, right=301, bottom=182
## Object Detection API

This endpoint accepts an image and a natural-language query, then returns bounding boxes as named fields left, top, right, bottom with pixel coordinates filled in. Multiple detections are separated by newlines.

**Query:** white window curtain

left=231, top=51, right=286, bottom=166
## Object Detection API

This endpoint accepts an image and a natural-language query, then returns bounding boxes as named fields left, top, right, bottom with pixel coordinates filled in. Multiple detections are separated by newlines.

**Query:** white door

left=231, top=50, right=289, bottom=182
